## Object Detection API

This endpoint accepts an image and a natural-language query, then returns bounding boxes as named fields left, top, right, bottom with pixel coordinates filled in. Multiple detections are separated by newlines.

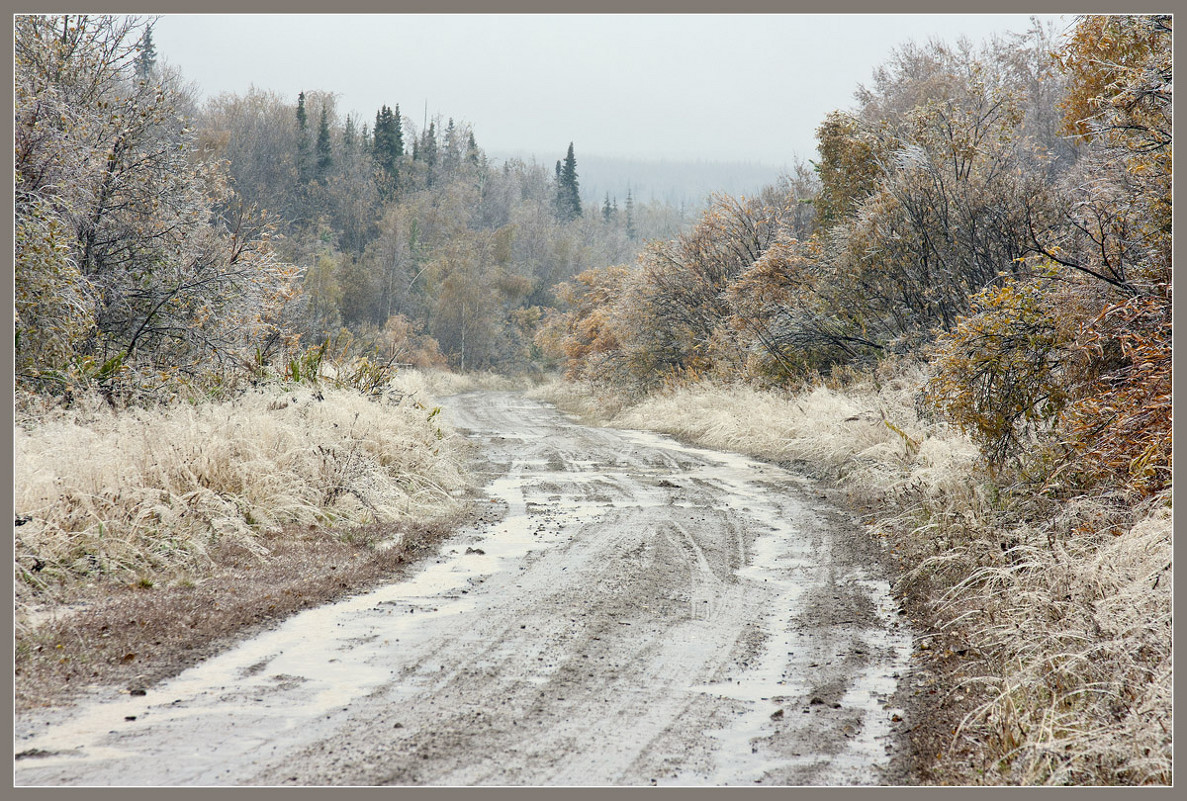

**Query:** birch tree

left=15, top=14, right=298, bottom=396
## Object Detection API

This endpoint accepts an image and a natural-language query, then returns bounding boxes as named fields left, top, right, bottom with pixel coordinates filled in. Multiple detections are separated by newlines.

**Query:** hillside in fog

left=493, top=151, right=792, bottom=210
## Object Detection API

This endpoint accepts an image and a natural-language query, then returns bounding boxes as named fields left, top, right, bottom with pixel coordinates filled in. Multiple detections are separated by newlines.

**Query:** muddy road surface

left=14, top=391, right=912, bottom=786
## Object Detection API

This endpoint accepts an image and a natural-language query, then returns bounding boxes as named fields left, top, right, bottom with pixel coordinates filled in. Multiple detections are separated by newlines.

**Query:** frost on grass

left=406, top=368, right=526, bottom=398
left=935, top=498, right=1172, bottom=785
left=14, top=376, right=470, bottom=602
left=545, top=364, right=1171, bottom=785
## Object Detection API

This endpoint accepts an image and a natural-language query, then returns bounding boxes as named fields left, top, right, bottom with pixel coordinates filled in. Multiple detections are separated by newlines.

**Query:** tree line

left=15, top=14, right=686, bottom=400
left=538, top=16, right=1171, bottom=501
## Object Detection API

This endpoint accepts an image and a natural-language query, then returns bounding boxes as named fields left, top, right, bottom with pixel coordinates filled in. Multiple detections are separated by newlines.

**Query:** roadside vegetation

left=532, top=16, right=1171, bottom=786
left=13, top=12, right=1170, bottom=785
left=533, top=363, right=1170, bottom=785
left=14, top=367, right=472, bottom=603
left=12, top=359, right=495, bottom=712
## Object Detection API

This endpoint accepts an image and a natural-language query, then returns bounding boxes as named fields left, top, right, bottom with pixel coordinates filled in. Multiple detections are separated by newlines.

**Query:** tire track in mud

left=14, top=391, right=912, bottom=786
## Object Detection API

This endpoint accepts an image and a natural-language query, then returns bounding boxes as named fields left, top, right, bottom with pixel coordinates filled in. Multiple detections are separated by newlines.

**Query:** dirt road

left=14, top=391, right=912, bottom=786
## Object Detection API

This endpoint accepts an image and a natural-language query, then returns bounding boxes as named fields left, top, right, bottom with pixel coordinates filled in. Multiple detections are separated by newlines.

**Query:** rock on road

left=14, top=391, right=912, bottom=786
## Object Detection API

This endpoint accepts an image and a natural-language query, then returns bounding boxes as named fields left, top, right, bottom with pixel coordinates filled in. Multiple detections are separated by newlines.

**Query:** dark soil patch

left=14, top=515, right=472, bottom=714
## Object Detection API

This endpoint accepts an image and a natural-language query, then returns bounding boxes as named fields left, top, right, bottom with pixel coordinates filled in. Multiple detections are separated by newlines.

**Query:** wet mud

left=14, top=391, right=912, bottom=786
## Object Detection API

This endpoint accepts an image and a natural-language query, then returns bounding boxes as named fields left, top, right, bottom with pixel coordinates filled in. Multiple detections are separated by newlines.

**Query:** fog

left=152, top=13, right=1067, bottom=170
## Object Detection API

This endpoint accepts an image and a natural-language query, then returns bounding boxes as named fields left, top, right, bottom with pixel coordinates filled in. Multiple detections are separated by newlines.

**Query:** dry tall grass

left=409, top=369, right=528, bottom=398
left=930, top=495, right=1172, bottom=785
left=14, top=374, right=471, bottom=606
left=534, top=364, right=1172, bottom=785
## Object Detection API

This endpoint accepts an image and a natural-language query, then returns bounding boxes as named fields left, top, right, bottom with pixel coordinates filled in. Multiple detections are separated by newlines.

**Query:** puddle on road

left=609, top=427, right=913, bottom=786
left=16, top=395, right=912, bottom=786
left=14, top=490, right=574, bottom=784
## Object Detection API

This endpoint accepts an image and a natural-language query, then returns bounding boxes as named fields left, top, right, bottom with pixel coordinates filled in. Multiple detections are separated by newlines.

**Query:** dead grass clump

left=14, top=381, right=470, bottom=606
left=604, top=363, right=950, bottom=497
left=931, top=496, right=1172, bottom=785
left=525, top=376, right=638, bottom=425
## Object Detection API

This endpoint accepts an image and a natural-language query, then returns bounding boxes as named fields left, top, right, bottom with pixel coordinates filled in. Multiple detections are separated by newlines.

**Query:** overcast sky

left=152, top=13, right=1069, bottom=169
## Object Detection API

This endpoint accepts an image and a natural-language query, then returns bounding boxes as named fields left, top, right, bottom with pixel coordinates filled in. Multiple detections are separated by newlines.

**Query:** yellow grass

left=14, top=374, right=471, bottom=600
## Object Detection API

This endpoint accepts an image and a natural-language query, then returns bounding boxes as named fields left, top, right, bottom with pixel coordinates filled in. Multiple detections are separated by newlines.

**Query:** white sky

left=152, top=13, right=1069, bottom=168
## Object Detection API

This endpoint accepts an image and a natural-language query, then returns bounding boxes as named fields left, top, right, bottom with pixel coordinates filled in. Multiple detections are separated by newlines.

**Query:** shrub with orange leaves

left=534, top=264, right=631, bottom=382
left=927, top=267, right=1072, bottom=469
left=1056, top=292, right=1172, bottom=497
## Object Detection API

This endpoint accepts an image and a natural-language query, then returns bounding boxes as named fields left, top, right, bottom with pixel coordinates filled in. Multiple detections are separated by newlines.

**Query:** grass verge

left=530, top=365, right=1172, bottom=786
left=14, top=369, right=480, bottom=712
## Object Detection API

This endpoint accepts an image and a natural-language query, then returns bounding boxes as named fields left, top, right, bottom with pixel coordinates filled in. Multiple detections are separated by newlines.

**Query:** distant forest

left=15, top=14, right=1172, bottom=504
left=15, top=14, right=694, bottom=391
left=527, top=153, right=787, bottom=210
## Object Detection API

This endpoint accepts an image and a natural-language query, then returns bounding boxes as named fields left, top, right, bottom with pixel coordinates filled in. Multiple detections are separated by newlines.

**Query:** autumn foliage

left=546, top=16, right=1171, bottom=503
left=536, top=18, right=1172, bottom=784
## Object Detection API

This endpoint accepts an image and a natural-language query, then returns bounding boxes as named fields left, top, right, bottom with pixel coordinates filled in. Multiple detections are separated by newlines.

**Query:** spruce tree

left=296, top=92, right=311, bottom=186
left=466, top=130, right=480, bottom=166
left=443, top=118, right=459, bottom=175
left=315, top=106, right=333, bottom=181
left=372, top=105, right=403, bottom=192
left=555, top=142, right=582, bottom=222
left=624, top=188, right=637, bottom=240
left=391, top=104, right=404, bottom=159
left=420, top=121, right=437, bottom=186
left=602, top=193, right=612, bottom=223
left=134, top=25, right=157, bottom=79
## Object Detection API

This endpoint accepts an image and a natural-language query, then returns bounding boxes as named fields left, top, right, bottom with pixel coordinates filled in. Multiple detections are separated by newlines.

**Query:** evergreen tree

left=372, top=104, right=404, bottom=192
left=343, top=114, right=357, bottom=153
left=315, top=105, right=333, bottom=181
left=555, top=142, right=582, bottom=222
left=443, top=117, right=460, bottom=174
left=602, top=193, right=613, bottom=223
left=296, top=92, right=311, bottom=186
left=391, top=104, right=404, bottom=158
left=466, top=130, right=480, bottom=166
left=134, top=25, right=156, bottom=79
left=419, top=121, right=437, bottom=185
left=624, top=188, right=637, bottom=240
